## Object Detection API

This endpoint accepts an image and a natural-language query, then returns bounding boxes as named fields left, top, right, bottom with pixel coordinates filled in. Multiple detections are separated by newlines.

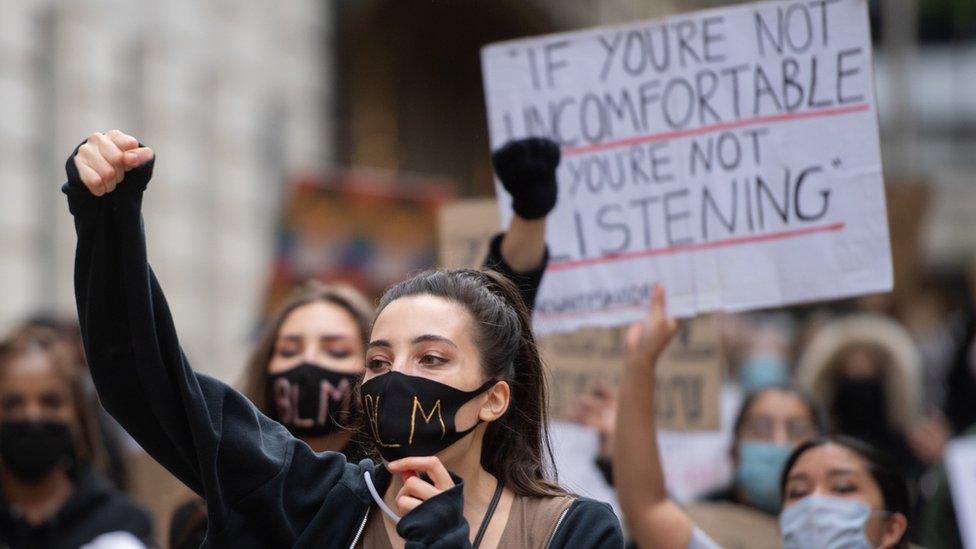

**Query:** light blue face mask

left=734, top=441, right=792, bottom=514
left=738, top=355, right=789, bottom=393
left=780, top=495, right=876, bottom=549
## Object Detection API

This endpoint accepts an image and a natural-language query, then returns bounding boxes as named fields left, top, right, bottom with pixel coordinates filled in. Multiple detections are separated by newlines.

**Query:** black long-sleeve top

left=63, top=149, right=622, bottom=548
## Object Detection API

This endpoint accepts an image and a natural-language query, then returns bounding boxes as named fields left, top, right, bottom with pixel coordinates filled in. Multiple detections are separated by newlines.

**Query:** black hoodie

left=63, top=148, right=623, bottom=548
left=0, top=464, right=153, bottom=549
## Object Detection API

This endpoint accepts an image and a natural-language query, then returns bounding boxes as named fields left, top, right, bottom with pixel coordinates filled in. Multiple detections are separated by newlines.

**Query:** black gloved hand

left=491, top=137, right=560, bottom=220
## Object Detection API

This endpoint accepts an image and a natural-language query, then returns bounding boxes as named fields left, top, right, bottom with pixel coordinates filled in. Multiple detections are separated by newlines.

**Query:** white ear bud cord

left=364, top=471, right=401, bottom=523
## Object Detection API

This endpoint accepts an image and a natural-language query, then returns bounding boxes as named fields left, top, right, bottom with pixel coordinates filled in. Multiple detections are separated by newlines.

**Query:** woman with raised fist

left=64, top=130, right=621, bottom=547
left=170, top=137, right=564, bottom=545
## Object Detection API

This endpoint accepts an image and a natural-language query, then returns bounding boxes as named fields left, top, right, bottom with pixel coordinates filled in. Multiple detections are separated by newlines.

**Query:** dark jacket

left=63, top=148, right=622, bottom=548
left=0, top=464, right=153, bottom=549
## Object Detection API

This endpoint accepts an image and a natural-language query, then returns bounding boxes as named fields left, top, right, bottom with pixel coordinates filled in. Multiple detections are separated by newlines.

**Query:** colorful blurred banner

left=262, top=169, right=454, bottom=317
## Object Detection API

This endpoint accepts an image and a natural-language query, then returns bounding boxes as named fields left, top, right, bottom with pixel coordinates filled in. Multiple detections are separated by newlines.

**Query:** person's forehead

left=371, top=295, right=474, bottom=341
left=747, top=390, right=807, bottom=419
left=279, top=301, right=360, bottom=338
left=794, top=443, right=868, bottom=476
left=0, top=361, right=70, bottom=395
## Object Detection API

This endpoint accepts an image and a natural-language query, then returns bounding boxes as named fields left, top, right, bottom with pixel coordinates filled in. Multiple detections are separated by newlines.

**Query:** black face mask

left=0, top=420, right=74, bottom=483
left=833, top=378, right=888, bottom=437
left=360, top=371, right=495, bottom=462
left=266, top=363, right=360, bottom=438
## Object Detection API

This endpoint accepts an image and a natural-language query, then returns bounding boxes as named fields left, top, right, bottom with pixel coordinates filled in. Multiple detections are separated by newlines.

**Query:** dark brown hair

left=375, top=268, right=565, bottom=497
left=732, top=384, right=828, bottom=440
left=781, top=436, right=911, bottom=548
left=0, top=326, right=108, bottom=473
left=240, top=280, right=374, bottom=414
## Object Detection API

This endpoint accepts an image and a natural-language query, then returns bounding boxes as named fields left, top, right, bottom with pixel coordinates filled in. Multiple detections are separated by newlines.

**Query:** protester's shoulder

left=549, top=496, right=623, bottom=549
left=564, top=496, right=619, bottom=526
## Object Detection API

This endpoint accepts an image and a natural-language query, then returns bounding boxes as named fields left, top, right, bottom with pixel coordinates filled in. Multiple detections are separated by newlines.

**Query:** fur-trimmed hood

left=795, top=314, right=923, bottom=432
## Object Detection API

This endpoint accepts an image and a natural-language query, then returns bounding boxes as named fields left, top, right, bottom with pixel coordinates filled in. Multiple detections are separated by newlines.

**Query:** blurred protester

left=730, top=313, right=796, bottom=394
left=170, top=282, right=375, bottom=546
left=574, top=381, right=826, bottom=548
left=795, top=315, right=927, bottom=471
left=239, top=281, right=375, bottom=455
left=0, top=327, right=153, bottom=549
left=20, top=314, right=132, bottom=492
left=686, top=386, right=826, bottom=544
left=898, top=270, right=971, bottom=412
left=943, top=268, right=976, bottom=435
left=614, top=289, right=913, bottom=548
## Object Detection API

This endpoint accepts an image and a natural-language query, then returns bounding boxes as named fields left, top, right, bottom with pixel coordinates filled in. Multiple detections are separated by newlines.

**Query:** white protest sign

left=482, top=0, right=891, bottom=334
left=945, top=434, right=976, bottom=548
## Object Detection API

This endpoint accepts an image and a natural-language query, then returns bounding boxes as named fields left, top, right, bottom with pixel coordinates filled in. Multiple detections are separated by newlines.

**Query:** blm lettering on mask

left=267, top=363, right=358, bottom=437
left=272, top=377, right=353, bottom=427
left=360, top=371, right=495, bottom=461
left=363, top=394, right=451, bottom=448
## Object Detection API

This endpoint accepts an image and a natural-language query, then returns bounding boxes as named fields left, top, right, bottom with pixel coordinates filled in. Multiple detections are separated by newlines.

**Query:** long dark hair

left=780, top=436, right=911, bottom=548
left=375, top=268, right=564, bottom=498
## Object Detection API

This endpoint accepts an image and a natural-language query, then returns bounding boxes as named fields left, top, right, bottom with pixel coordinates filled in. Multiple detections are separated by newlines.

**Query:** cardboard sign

left=437, top=199, right=722, bottom=430
left=481, top=0, right=891, bottom=334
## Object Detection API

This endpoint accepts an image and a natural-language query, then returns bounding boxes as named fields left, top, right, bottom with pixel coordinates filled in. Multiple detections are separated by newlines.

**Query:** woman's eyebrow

left=786, top=471, right=810, bottom=483
left=367, top=339, right=392, bottom=350
left=826, top=468, right=859, bottom=478
left=411, top=334, right=458, bottom=349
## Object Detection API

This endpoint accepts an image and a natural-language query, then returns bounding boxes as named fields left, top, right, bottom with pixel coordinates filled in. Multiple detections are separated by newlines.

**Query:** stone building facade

left=0, top=0, right=333, bottom=381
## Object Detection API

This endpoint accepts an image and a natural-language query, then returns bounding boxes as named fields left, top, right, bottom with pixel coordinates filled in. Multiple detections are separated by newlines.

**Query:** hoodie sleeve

left=481, top=233, right=548, bottom=313
left=395, top=477, right=471, bottom=549
left=63, top=145, right=365, bottom=543
left=548, top=498, right=624, bottom=549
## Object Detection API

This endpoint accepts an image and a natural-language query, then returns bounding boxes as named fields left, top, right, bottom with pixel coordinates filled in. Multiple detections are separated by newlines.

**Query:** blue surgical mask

left=780, top=495, right=875, bottom=549
left=738, top=355, right=789, bottom=393
left=734, top=441, right=791, bottom=514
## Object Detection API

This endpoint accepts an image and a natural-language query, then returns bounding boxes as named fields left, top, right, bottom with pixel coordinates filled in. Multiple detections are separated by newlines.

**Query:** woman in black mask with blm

left=171, top=138, right=559, bottom=547
left=0, top=327, right=153, bottom=548
left=64, top=130, right=622, bottom=547
left=237, top=133, right=555, bottom=456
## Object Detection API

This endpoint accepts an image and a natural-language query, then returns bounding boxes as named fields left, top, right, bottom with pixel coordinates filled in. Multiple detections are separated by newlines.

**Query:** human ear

left=479, top=381, right=511, bottom=422
left=878, top=512, right=908, bottom=549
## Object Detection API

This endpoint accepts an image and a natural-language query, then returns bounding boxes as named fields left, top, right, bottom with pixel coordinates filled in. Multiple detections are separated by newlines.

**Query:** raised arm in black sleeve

left=63, top=145, right=374, bottom=547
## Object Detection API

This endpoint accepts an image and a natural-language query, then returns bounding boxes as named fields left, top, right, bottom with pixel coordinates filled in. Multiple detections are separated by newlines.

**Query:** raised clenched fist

left=491, top=137, right=561, bottom=220
left=73, top=130, right=154, bottom=196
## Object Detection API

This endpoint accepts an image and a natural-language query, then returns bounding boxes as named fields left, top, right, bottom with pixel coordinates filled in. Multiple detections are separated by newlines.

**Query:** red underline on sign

left=546, top=222, right=846, bottom=273
left=561, top=104, right=871, bottom=157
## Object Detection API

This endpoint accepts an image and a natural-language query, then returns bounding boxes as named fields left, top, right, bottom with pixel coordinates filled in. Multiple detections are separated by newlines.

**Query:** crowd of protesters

left=0, top=130, right=972, bottom=548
